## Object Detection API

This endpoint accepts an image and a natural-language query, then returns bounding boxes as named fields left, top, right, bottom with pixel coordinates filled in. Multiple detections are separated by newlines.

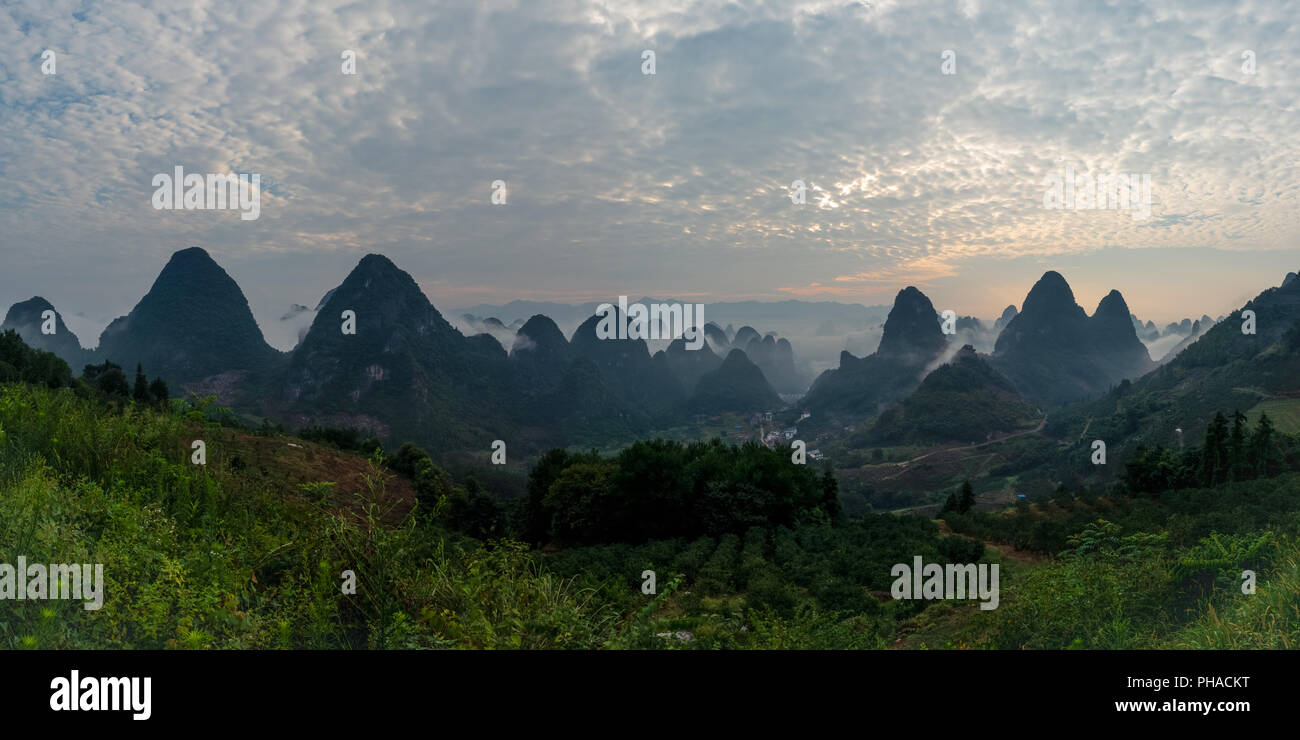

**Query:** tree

left=1201, top=412, right=1229, bottom=486
left=0, top=330, right=72, bottom=388
left=388, top=442, right=431, bottom=477
left=612, top=440, right=692, bottom=540
left=133, top=364, right=150, bottom=403
left=820, top=469, right=842, bottom=519
left=523, top=440, right=830, bottom=545
left=520, top=448, right=574, bottom=544
left=1228, top=410, right=1248, bottom=481
left=83, top=361, right=129, bottom=398
left=443, top=475, right=505, bottom=539
left=148, top=377, right=169, bottom=408
left=543, top=461, right=619, bottom=543
left=1123, top=443, right=1182, bottom=495
left=1250, top=412, right=1276, bottom=478
left=957, top=479, right=976, bottom=513
left=413, top=458, right=452, bottom=514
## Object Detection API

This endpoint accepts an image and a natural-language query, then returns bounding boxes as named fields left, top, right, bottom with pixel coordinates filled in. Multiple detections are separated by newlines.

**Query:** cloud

left=1, top=0, right=1298, bottom=332
left=781, top=255, right=962, bottom=296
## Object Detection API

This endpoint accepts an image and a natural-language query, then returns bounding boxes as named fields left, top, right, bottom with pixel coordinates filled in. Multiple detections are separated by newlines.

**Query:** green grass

left=1246, top=398, right=1300, bottom=434
left=1167, top=540, right=1300, bottom=648
left=0, top=383, right=929, bottom=649
left=0, top=383, right=619, bottom=649
left=5, top=379, right=1300, bottom=650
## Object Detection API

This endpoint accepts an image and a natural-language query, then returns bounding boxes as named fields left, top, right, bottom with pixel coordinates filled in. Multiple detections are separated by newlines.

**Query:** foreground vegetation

left=1, top=331, right=1297, bottom=649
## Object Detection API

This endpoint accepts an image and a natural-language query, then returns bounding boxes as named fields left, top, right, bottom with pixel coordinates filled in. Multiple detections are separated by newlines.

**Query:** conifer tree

left=820, top=469, right=842, bottom=520
left=133, top=363, right=150, bottom=403
left=1251, top=412, right=1275, bottom=477
left=148, top=377, right=170, bottom=408
left=1201, top=412, right=1229, bottom=486
left=957, top=479, right=976, bottom=513
left=1228, top=410, right=1248, bottom=481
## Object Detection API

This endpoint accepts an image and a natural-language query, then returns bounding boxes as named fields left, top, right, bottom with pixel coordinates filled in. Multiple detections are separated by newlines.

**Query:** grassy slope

left=1246, top=398, right=1300, bottom=435
left=0, top=384, right=613, bottom=649
left=4, top=380, right=1297, bottom=650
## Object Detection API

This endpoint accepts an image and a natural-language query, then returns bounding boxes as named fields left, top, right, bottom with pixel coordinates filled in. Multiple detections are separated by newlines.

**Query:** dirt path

left=937, top=519, right=1048, bottom=565
left=1233, top=387, right=1300, bottom=400
left=977, top=539, right=1047, bottom=566
left=874, top=415, right=1047, bottom=479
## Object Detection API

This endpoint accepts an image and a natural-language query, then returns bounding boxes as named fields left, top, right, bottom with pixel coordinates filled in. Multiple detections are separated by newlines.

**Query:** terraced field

left=1246, top=398, right=1300, bottom=434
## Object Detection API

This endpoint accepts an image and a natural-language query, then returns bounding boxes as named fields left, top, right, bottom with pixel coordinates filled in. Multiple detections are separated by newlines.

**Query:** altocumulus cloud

left=1, top=0, right=1298, bottom=343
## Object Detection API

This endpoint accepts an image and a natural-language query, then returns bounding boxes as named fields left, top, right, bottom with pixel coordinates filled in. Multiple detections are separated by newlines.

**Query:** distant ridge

left=800, top=285, right=950, bottom=419
left=1, top=296, right=87, bottom=369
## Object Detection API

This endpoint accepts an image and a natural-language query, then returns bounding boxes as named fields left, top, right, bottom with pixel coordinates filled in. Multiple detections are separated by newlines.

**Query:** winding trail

left=884, top=414, right=1048, bottom=469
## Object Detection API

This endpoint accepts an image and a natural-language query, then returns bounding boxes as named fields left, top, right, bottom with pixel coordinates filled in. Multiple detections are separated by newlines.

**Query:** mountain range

left=1057, top=269, right=1300, bottom=451
left=989, top=271, right=1156, bottom=405
left=1, top=248, right=806, bottom=454
left=5, top=247, right=1294, bottom=460
left=800, top=285, right=953, bottom=422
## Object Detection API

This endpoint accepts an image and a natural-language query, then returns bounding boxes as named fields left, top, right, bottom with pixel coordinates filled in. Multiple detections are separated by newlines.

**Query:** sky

left=1, top=0, right=1298, bottom=350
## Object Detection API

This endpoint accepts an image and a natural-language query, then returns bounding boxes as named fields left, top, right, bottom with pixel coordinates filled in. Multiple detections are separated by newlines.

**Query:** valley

left=3, top=248, right=1300, bottom=651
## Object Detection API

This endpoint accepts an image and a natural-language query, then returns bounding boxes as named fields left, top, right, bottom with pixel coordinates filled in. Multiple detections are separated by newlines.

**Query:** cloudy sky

left=2, top=0, right=1298, bottom=350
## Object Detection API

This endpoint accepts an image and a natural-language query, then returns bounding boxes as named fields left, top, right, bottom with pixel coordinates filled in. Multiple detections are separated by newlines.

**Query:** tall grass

left=1169, top=540, right=1300, bottom=649
left=0, top=385, right=617, bottom=649
left=4, top=382, right=1296, bottom=650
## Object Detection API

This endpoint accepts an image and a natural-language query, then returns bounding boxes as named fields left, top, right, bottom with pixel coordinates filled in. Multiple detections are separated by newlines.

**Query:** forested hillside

left=4, top=324, right=1297, bottom=650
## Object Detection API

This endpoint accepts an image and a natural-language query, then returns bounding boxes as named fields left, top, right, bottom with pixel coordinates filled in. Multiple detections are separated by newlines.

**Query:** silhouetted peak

left=876, top=286, right=945, bottom=361
left=1021, top=271, right=1078, bottom=314
left=1093, top=289, right=1131, bottom=320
